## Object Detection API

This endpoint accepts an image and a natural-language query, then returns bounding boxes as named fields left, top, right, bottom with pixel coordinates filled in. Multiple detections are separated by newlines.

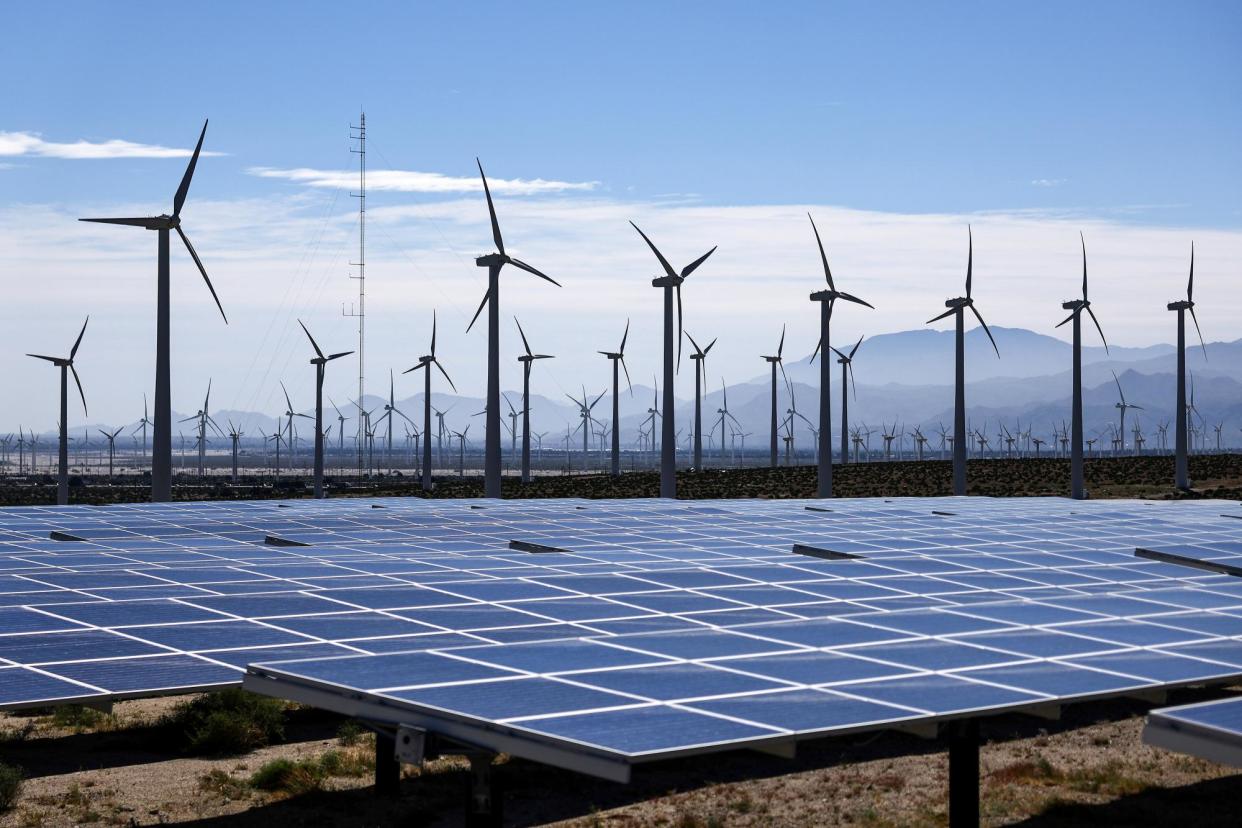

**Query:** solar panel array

left=1144, top=695, right=1242, bottom=767
left=3, top=493, right=1239, bottom=773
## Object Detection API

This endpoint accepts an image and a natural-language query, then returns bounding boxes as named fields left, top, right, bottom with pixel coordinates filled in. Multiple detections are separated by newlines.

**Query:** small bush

left=249, top=758, right=322, bottom=796
left=336, top=720, right=363, bottom=747
left=48, top=705, right=110, bottom=732
left=0, top=763, right=22, bottom=811
left=165, top=689, right=286, bottom=755
left=199, top=769, right=249, bottom=801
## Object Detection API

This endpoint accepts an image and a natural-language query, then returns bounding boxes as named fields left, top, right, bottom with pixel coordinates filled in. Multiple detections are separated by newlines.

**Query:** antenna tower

left=344, top=112, right=366, bottom=474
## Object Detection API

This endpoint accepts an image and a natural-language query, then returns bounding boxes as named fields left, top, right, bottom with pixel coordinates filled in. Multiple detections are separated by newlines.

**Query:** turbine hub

left=651, top=276, right=682, bottom=288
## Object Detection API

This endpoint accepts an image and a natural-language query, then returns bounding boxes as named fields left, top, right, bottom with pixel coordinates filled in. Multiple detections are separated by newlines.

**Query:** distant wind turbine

left=299, top=320, right=352, bottom=498
left=685, top=331, right=716, bottom=470
left=760, top=325, right=788, bottom=468
left=468, top=160, right=559, bottom=498
left=80, top=121, right=226, bottom=502
left=1111, top=371, right=1143, bottom=457
left=630, top=222, right=716, bottom=497
left=598, top=320, right=632, bottom=478
left=827, top=335, right=863, bottom=466
left=926, top=226, right=999, bottom=495
left=1168, top=243, right=1207, bottom=488
left=27, top=316, right=88, bottom=505
left=515, top=317, right=554, bottom=483
left=1055, top=233, right=1108, bottom=499
left=404, top=311, right=456, bottom=492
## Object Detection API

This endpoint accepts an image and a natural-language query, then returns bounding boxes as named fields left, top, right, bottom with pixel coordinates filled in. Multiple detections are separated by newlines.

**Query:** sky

left=1, top=1, right=1240, bottom=432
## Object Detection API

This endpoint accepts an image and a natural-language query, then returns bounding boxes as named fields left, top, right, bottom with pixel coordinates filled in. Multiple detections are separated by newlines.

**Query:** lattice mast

left=344, top=112, right=366, bottom=474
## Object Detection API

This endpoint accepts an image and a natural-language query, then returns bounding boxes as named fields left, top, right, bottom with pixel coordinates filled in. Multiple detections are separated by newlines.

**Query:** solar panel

left=1144, top=695, right=1242, bottom=767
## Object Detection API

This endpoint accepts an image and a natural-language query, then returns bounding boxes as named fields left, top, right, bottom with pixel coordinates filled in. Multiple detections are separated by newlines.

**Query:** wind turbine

left=1111, top=371, right=1143, bottom=457
left=926, top=226, right=999, bottom=495
left=329, top=397, right=350, bottom=454
left=568, top=387, right=607, bottom=473
left=684, top=331, right=716, bottom=470
left=760, top=325, right=788, bottom=468
left=27, top=316, right=88, bottom=505
left=467, top=160, right=559, bottom=498
left=806, top=214, right=874, bottom=496
left=514, top=317, right=554, bottom=483
left=280, top=382, right=312, bottom=470
left=80, top=121, right=225, bottom=502
left=1054, top=233, right=1108, bottom=498
left=179, top=379, right=223, bottom=479
left=630, top=222, right=716, bottom=498
left=452, top=425, right=471, bottom=477
left=1168, top=244, right=1207, bottom=488
left=227, top=420, right=244, bottom=483
left=827, top=336, right=863, bottom=466
left=598, top=320, right=632, bottom=477
left=714, top=380, right=741, bottom=466
left=380, top=370, right=414, bottom=474
left=133, top=394, right=152, bottom=462
left=298, top=320, right=352, bottom=498
left=404, top=311, right=456, bottom=492
left=98, top=426, right=122, bottom=483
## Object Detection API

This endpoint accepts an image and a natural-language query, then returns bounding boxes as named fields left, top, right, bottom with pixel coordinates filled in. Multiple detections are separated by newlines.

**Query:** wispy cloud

left=248, top=166, right=598, bottom=195
left=0, top=131, right=221, bottom=160
left=1031, top=178, right=1067, bottom=187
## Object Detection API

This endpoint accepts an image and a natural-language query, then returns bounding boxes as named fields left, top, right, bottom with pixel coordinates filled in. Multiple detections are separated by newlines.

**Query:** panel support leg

left=375, top=730, right=400, bottom=796
left=948, top=719, right=979, bottom=828
left=465, top=753, right=502, bottom=828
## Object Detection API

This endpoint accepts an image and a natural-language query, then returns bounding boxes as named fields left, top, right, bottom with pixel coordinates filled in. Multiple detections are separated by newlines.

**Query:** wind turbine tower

left=1168, top=244, right=1207, bottom=489
left=515, top=317, right=554, bottom=483
left=598, top=320, right=631, bottom=478
left=1055, top=233, right=1108, bottom=499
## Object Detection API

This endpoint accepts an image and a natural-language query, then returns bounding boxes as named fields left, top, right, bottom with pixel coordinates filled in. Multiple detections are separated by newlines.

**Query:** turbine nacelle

left=651, top=275, right=683, bottom=288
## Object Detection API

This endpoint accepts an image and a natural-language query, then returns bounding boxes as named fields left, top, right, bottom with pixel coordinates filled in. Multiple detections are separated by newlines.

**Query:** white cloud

left=0, top=131, right=221, bottom=160
left=1031, top=178, right=1067, bottom=187
left=248, top=166, right=598, bottom=195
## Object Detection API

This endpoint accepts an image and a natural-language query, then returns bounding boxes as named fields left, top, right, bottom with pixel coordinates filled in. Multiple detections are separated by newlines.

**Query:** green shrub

left=0, top=762, right=23, bottom=811
left=49, top=705, right=110, bottom=732
left=165, top=689, right=286, bottom=755
left=249, top=758, right=322, bottom=796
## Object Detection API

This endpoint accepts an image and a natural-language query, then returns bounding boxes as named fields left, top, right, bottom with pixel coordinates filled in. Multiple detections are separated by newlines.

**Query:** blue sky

left=1, top=1, right=1240, bottom=429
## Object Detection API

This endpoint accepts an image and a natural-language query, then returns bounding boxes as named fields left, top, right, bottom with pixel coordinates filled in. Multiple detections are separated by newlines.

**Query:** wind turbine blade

left=70, top=365, right=87, bottom=415
left=1187, top=241, right=1194, bottom=302
left=809, top=338, right=820, bottom=364
left=703, top=337, right=717, bottom=355
left=970, top=305, right=1000, bottom=358
left=79, top=216, right=162, bottom=228
left=629, top=222, right=677, bottom=279
left=1054, top=311, right=1076, bottom=328
left=1112, top=370, right=1124, bottom=404
left=681, top=246, right=716, bottom=279
left=508, top=256, right=561, bottom=287
left=1086, top=306, right=1108, bottom=352
left=1189, top=306, right=1207, bottom=358
left=26, top=354, right=59, bottom=364
left=465, top=288, right=490, bottom=333
left=1080, top=231, right=1088, bottom=301
left=298, top=320, right=324, bottom=359
left=777, top=324, right=785, bottom=359
left=829, top=345, right=847, bottom=360
left=70, top=316, right=89, bottom=360
left=327, top=351, right=353, bottom=360
left=590, top=389, right=607, bottom=409
left=849, top=334, right=863, bottom=359
left=620, top=355, right=633, bottom=395
left=435, top=360, right=457, bottom=393
left=476, top=158, right=504, bottom=255
left=807, top=213, right=835, bottom=291
left=685, top=330, right=702, bottom=356
left=176, top=226, right=227, bottom=323
left=675, top=283, right=683, bottom=372
left=965, top=225, right=973, bottom=298
left=514, top=316, right=533, bottom=357
left=281, top=381, right=293, bottom=413
left=848, top=362, right=858, bottom=400
left=402, top=362, right=428, bottom=375
left=173, top=120, right=208, bottom=218
left=927, top=307, right=956, bottom=324
left=837, top=291, right=875, bottom=309
left=619, top=318, right=630, bottom=354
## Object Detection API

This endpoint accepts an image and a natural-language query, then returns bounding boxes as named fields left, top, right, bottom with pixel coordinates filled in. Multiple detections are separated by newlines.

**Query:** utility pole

left=343, top=111, right=367, bottom=476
